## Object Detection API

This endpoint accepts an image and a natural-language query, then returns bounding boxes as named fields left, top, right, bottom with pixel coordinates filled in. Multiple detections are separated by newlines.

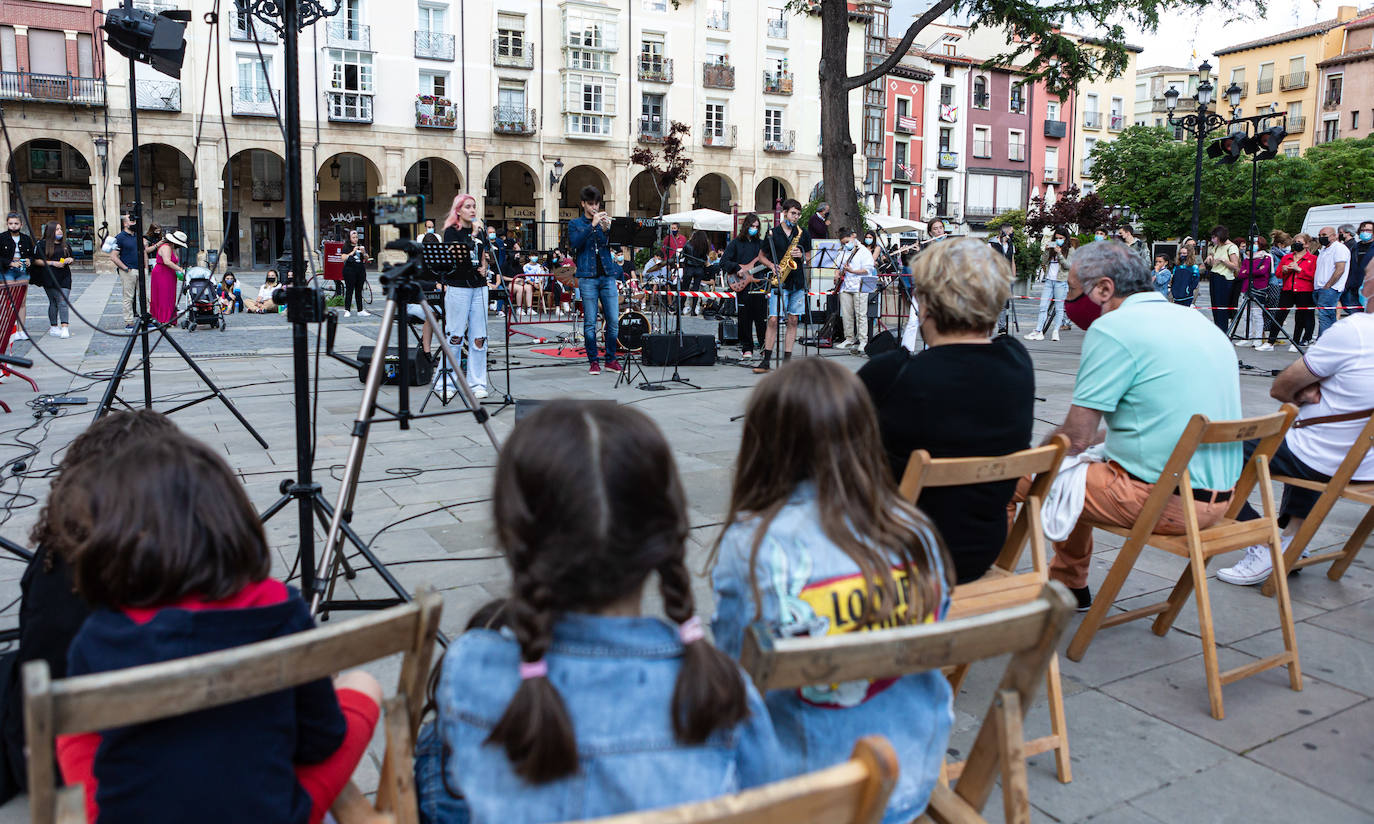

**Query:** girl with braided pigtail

left=416, top=400, right=782, bottom=824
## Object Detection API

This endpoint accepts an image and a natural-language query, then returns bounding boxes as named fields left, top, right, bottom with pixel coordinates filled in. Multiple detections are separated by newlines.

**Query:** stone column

left=379, top=148, right=405, bottom=264
left=195, top=137, right=222, bottom=268
left=610, top=160, right=630, bottom=215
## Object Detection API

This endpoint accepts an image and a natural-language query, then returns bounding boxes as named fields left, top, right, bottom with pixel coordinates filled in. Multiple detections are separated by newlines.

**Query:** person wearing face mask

left=0, top=213, right=34, bottom=341
left=1313, top=226, right=1349, bottom=337
left=1025, top=228, right=1071, bottom=342
left=1115, top=225, right=1147, bottom=262
left=753, top=199, right=812, bottom=374
left=721, top=214, right=767, bottom=363
left=247, top=270, right=280, bottom=313
left=1343, top=219, right=1374, bottom=314
left=220, top=273, right=245, bottom=313
left=1263, top=233, right=1317, bottom=351
left=1170, top=239, right=1202, bottom=306
left=664, top=222, right=687, bottom=263
left=32, top=221, right=74, bottom=338
left=1234, top=235, right=1274, bottom=347
left=833, top=227, right=876, bottom=352
left=340, top=229, right=371, bottom=318
left=1026, top=241, right=1242, bottom=610
left=1092, top=231, right=1107, bottom=243
left=1203, top=225, right=1240, bottom=332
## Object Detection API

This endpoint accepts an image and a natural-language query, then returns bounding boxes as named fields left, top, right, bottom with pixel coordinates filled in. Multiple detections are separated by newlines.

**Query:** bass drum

left=611, top=309, right=652, bottom=352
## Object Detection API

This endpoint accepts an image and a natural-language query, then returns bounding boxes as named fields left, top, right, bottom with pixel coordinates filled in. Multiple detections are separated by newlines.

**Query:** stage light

left=1247, top=125, right=1288, bottom=160
left=102, top=5, right=187, bottom=79
left=1207, top=129, right=1247, bottom=164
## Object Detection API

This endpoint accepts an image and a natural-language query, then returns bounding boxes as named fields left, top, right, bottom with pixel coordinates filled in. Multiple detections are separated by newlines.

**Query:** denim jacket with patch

left=710, top=482, right=954, bottom=824
left=431, top=613, right=783, bottom=824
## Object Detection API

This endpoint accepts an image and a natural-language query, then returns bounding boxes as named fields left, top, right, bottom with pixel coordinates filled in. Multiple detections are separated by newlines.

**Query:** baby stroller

left=181, top=266, right=227, bottom=332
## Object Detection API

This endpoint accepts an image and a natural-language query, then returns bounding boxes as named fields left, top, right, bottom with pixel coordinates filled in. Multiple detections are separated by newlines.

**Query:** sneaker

left=1287, top=344, right=1301, bottom=353
left=1051, top=328, right=1060, bottom=342
left=1070, top=585, right=1092, bottom=613
left=357, top=309, right=371, bottom=317
left=605, top=360, right=623, bottom=373
left=343, top=310, right=351, bottom=318
left=496, top=310, right=505, bottom=318
left=59, top=327, right=70, bottom=339
left=1234, top=339, right=1252, bottom=347
left=740, top=352, right=755, bottom=364
left=48, top=326, right=61, bottom=337
left=1024, top=330, right=1044, bottom=341
left=12, top=329, right=27, bottom=341
left=489, top=301, right=497, bottom=311
left=588, top=363, right=601, bottom=375
left=1254, top=342, right=1274, bottom=352
left=473, top=387, right=489, bottom=399
left=1217, top=535, right=1303, bottom=586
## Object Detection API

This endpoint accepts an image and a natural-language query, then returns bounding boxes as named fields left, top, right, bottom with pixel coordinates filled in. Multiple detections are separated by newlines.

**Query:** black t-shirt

left=341, top=243, right=367, bottom=278
left=442, top=225, right=488, bottom=288
left=858, top=336, right=1035, bottom=584
left=764, top=223, right=811, bottom=291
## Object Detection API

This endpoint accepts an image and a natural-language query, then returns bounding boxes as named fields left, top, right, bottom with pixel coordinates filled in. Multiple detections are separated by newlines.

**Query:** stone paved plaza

left=0, top=273, right=1370, bottom=823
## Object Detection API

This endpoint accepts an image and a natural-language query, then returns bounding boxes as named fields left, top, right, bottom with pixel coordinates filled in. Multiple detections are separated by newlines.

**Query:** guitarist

left=754, top=199, right=812, bottom=375
left=721, top=213, right=767, bottom=364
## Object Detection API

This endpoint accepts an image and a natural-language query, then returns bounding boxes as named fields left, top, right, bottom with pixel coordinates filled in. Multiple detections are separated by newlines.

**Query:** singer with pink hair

left=438, top=193, right=491, bottom=399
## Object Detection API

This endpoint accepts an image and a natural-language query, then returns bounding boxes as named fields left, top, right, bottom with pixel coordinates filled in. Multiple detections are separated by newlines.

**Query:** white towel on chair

left=1043, top=444, right=1108, bottom=542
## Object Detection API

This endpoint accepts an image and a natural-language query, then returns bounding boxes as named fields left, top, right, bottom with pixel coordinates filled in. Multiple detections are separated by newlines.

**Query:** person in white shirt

left=833, top=227, right=876, bottom=351
left=1313, top=226, right=1350, bottom=338
left=1218, top=269, right=1374, bottom=585
left=244, top=270, right=280, bottom=313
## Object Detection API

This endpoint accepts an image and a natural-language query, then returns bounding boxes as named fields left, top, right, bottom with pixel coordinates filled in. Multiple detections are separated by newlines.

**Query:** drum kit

left=545, top=259, right=655, bottom=355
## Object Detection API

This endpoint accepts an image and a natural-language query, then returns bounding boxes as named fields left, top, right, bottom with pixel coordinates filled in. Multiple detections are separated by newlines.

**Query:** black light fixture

left=1226, top=82, right=1243, bottom=109
left=548, top=158, right=564, bottom=188
left=1208, top=129, right=1248, bottom=163
left=329, top=157, right=341, bottom=179
left=1247, top=124, right=1288, bottom=160
left=93, top=134, right=108, bottom=177
left=101, top=4, right=188, bottom=78
left=1163, top=85, right=1181, bottom=113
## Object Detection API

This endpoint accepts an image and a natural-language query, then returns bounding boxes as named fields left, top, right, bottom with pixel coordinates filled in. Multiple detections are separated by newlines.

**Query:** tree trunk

left=820, top=0, right=862, bottom=237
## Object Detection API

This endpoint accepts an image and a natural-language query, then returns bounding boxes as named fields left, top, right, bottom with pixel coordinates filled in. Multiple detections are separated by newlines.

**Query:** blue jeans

left=416, top=722, right=470, bottom=824
left=443, top=285, right=489, bottom=391
left=580, top=276, right=619, bottom=364
left=768, top=287, right=806, bottom=318
left=1035, top=279, right=1067, bottom=332
left=1314, top=287, right=1340, bottom=337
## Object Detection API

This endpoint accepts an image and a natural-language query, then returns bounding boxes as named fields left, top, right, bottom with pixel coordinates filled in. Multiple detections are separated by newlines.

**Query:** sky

left=886, top=0, right=1341, bottom=69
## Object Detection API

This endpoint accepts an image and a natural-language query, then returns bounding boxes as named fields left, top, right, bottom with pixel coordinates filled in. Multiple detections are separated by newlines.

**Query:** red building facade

left=882, top=57, right=931, bottom=223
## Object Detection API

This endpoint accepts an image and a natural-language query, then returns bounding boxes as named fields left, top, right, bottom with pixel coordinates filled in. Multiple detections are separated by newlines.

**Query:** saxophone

left=771, top=224, right=804, bottom=288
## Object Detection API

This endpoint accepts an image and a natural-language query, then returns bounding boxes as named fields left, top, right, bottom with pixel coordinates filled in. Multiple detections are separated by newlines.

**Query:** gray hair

left=1072, top=240, right=1153, bottom=298
left=818, top=201, right=829, bottom=212
left=1338, top=223, right=1356, bottom=235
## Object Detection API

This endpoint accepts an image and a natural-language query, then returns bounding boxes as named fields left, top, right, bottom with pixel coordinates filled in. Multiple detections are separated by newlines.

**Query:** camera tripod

left=310, top=241, right=500, bottom=617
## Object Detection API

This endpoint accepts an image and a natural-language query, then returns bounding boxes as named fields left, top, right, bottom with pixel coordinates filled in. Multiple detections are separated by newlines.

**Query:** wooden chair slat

left=1198, top=412, right=1292, bottom=444
left=900, top=443, right=1068, bottom=490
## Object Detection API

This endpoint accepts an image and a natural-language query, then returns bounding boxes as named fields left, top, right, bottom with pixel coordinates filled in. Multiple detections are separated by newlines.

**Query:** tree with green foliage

left=1086, top=126, right=1195, bottom=241
left=778, top=0, right=1238, bottom=243
left=985, top=210, right=1039, bottom=280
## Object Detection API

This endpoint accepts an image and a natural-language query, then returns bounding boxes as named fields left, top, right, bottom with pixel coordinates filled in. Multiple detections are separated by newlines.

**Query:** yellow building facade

left=1072, top=37, right=1142, bottom=194
left=1213, top=5, right=1365, bottom=154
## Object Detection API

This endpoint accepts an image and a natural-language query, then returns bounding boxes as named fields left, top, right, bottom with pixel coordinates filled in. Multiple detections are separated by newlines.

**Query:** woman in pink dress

left=149, top=230, right=187, bottom=325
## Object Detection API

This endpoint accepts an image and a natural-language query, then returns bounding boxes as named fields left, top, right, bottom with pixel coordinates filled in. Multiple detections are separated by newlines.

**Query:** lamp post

left=1165, top=60, right=1239, bottom=242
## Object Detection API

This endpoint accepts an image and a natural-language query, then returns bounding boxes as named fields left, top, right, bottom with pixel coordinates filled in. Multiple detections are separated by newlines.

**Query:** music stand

left=419, top=242, right=463, bottom=408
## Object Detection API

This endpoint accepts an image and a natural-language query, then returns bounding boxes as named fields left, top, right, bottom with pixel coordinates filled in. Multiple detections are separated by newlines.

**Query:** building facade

left=1316, top=12, right=1374, bottom=144
left=2, top=0, right=865, bottom=270
left=1134, top=65, right=1197, bottom=129
left=1071, top=37, right=1141, bottom=194
left=963, top=63, right=1031, bottom=231
left=880, top=42, right=930, bottom=223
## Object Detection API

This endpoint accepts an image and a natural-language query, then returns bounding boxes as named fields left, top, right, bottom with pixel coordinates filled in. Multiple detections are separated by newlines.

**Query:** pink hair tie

left=518, top=659, right=548, bottom=680
left=678, top=616, right=705, bottom=645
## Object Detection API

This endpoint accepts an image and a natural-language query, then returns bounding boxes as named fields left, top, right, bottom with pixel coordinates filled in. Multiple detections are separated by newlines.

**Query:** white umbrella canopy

left=866, top=212, right=926, bottom=233
left=657, top=208, right=734, bottom=232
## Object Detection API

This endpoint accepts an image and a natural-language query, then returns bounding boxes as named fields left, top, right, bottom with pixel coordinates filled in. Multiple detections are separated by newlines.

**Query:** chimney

left=1337, top=5, right=1358, bottom=21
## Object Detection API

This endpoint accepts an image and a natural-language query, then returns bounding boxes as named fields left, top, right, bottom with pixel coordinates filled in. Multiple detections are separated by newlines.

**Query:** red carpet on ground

left=531, top=347, right=589, bottom=359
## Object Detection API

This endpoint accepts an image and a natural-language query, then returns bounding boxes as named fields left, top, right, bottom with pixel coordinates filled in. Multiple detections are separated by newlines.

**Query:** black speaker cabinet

left=643, top=333, right=717, bottom=366
left=865, top=330, right=901, bottom=358
left=717, top=319, right=739, bottom=345
left=356, top=346, right=434, bottom=386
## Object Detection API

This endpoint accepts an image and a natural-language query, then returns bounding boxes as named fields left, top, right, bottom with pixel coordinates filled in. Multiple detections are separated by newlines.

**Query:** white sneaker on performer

left=836, top=338, right=854, bottom=349
left=1254, top=342, right=1274, bottom=351
left=12, top=329, right=27, bottom=341
left=1234, top=339, right=1252, bottom=347
left=473, top=387, right=489, bottom=399
left=489, top=301, right=497, bottom=311
left=1217, top=534, right=1303, bottom=586
left=357, top=309, right=371, bottom=317
left=59, top=327, right=70, bottom=339
left=343, top=310, right=351, bottom=318
left=1051, top=328, right=1060, bottom=342
left=48, top=326, right=61, bottom=337
left=1024, top=330, right=1044, bottom=341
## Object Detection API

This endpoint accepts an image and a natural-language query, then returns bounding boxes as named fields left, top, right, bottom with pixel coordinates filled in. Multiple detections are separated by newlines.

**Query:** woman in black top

left=682, top=230, right=712, bottom=316
left=858, top=238, right=1034, bottom=583
left=341, top=229, right=370, bottom=317
left=32, top=221, right=74, bottom=338
left=439, top=194, right=492, bottom=399
left=720, top=213, right=766, bottom=363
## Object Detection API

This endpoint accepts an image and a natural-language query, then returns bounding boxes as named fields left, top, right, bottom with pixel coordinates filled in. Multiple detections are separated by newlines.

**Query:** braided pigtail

left=484, top=567, right=578, bottom=782
left=659, top=556, right=751, bottom=743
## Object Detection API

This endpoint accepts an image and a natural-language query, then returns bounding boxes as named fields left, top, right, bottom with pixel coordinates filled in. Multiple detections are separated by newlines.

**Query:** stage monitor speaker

left=643, top=333, right=717, bottom=366
left=865, top=330, right=901, bottom=358
left=717, top=319, right=739, bottom=345
left=356, top=346, right=434, bottom=386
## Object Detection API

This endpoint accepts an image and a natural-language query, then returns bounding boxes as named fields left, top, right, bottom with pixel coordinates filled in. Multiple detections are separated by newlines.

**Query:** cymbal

left=554, top=264, right=578, bottom=277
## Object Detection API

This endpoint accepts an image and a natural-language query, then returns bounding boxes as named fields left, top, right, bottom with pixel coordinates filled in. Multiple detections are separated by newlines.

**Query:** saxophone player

left=753, top=198, right=812, bottom=374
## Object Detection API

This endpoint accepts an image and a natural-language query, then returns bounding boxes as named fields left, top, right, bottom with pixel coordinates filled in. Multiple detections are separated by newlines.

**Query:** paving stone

left=1246, top=700, right=1374, bottom=815
left=1233, top=623, right=1374, bottom=698
left=1128, top=755, right=1371, bottom=823
left=1307, top=596, right=1374, bottom=641
left=1112, top=573, right=1324, bottom=646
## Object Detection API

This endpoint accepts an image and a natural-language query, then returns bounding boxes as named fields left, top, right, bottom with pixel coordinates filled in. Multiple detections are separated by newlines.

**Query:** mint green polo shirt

left=1072, top=291, right=1243, bottom=490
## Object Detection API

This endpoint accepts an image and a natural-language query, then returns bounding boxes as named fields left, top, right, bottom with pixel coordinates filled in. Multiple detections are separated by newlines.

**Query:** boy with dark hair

left=753, top=198, right=811, bottom=374
left=568, top=186, right=624, bottom=374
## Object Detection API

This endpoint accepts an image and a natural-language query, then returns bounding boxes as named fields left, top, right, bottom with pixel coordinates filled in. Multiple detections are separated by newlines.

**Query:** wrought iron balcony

left=1009, top=144, right=1026, bottom=162
left=936, top=200, right=960, bottom=218
left=1108, top=114, right=1125, bottom=132
left=135, top=79, right=180, bottom=112
left=1080, top=159, right=1094, bottom=177
left=1044, top=166, right=1065, bottom=183
left=702, top=123, right=736, bottom=148
left=326, top=91, right=373, bottom=123
left=325, top=21, right=371, bottom=51
left=415, top=94, right=457, bottom=129
left=937, top=150, right=959, bottom=169
left=1082, top=111, right=1102, bottom=129
left=230, top=86, right=278, bottom=116
left=973, top=92, right=989, bottom=108
left=251, top=180, right=283, bottom=201
left=1287, top=115, right=1306, bottom=133
left=1010, top=96, right=1025, bottom=114
left=1043, top=119, right=1066, bottom=138
left=415, top=31, right=455, bottom=61
left=703, top=62, right=735, bottom=89
left=1232, top=81, right=1248, bottom=99
left=893, top=164, right=910, bottom=182
left=1323, top=91, right=1342, bottom=110
left=493, top=105, right=536, bottom=135
left=763, top=129, right=795, bottom=152
left=229, top=9, right=278, bottom=43
left=638, top=118, right=665, bottom=142
left=767, top=17, right=788, bottom=38
left=1257, top=77, right=1274, bottom=94
left=763, top=70, right=794, bottom=95
left=0, top=71, right=104, bottom=106
left=639, top=58, right=673, bottom=83
left=972, top=139, right=992, bottom=158
left=1280, top=71, right=1309, bottom=91
left=965, top=205, right=1000, bottom=219
left=493, top=38, right=534, bottom=68
left=707, top=11, right=729, bottom=29
left=895, top=114, right=917, bottom=133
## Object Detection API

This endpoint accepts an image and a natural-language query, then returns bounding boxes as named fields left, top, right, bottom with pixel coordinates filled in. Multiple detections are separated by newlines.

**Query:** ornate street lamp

left=1166, top=62, right=1231, bottom=243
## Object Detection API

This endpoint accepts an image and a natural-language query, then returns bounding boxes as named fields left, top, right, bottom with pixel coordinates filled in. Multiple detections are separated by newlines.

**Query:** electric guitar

left=728, top=252, right=774, bottom=292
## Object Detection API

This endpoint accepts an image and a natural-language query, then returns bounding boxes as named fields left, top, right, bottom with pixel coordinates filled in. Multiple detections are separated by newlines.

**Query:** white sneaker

left=1051, top=328, right=1060, bottom=342
left=59, top=327, right=70, bottom=339
left=343, top=310, right=351, bottom=318
left=489, top=301, right=497, bottom=311
left=1288, top=344, right=1301, bottom=353
left=12, top=329, right=28, bottom=341
left=1234, top=339, right=1252, bottom=347
left=495, top=310, right=505, bottom=318
left=1024, top=330, right=1044, bottom=341
left=357, top=309, right=371, bottom=317
left=1254, top=342, right=1274, bottom=351
left=1217, top=534, right=1303, bottom=586
left=48, top=326, right=61, bottom=337
left=473, top=387, right=489, bottom=399
left=836, top=338, right=854, bottom=349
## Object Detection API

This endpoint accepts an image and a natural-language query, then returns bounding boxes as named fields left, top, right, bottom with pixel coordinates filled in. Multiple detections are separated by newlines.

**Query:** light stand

left=94, top=2, right=266, bottom=449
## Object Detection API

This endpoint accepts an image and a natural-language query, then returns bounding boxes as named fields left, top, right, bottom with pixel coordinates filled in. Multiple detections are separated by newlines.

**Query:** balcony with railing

left=707, top=10, right=730, bottom=29
left=1316, top=123, right=1340, bottom=144
left=763, top=70, right=793, bottom=95
left=415, top=95, right=457, bottom=129
left=1257, top=77, right=1274, bottom=94
left=639, top=57, right=673, bottom=83
left=638, top=118, right=665, bottom=142
left=965, top=204, right=1000, bottom=220
left=1082, top=110, right=1102, bottom=130
left=230, top=86, right=278, bottom=116
left=895, top=114, right=917, bottom=134
left=1108, top=114, right=1125, bottom=132
left=763, top=129, right=795, bottom=152
left=493, top=105, right=536, bottom=135
left=703, top=62, right=735, bottom=89
left=1009, top=144, right=1026, bottom=162
left=936, top=200, right=960, bottom=219
left=1232, top=81, right=1248, bottom=99
left=1080, top=159, right=1094, bottom=177
left=1010, top=96, right=1025, bottom=114
left=767, top=17, right=788, bottom=38
left=1043, top=119, right=1066, bottom=138
left=0, top=72, right=104, bottom=106
left=937, top=150, right=959, bottom=169
left=1280, top=71, right=1309, bottom=91
left=493, top=38, right=534, bottom=68
left=1287, top=115, right=1306, bottom=134
left=327, top=91, right=373, bottom=123
left=1323, top=90, right=1342, bottom=110
left=973, top=92, right=990, bottom=109
left=1044, top=166, right=1064, bottom=183
left=892, top=164, right=910, bottom=182
left=972, top=139, right=992, bottom=158
left=229, top=9, right=278, bottom=43
left=251, top=180, right=283, bottom=202
left=1151, top=95, right=1198, bottom=114
left=135, top=79, right=180, bottom=112
left=702, top=123, right=736, bottom=148
left=415, top=31, right=455, bottom=60
left=325, top=21, right=371, bottom=51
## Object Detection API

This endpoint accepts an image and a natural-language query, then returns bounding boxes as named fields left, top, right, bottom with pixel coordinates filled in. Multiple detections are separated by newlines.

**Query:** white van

left=1300, top=203, right=1374, bottom=238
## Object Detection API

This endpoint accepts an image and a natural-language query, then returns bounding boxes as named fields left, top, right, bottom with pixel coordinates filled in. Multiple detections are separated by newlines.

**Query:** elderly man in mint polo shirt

left=1044, top=241, right=1243, bottom=610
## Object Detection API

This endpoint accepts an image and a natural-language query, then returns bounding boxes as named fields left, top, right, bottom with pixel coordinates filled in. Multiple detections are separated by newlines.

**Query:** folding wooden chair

left=24, top=591, right=443, bottom=824
left=899, top=436, right=1072, bottom=785
left=742, top=583, right=1077, bottom=824
left=1066, top=407, right=1302, bottom=720
left=1259, top=408, right=1374, bottom=597
left=570, top=736, right=898, bottom=824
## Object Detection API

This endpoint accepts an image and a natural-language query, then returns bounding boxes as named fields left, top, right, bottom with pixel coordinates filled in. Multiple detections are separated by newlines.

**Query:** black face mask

left=1319, top=235, right=1332, bottom=247
left=1291, top=242, right=1304, bottom=252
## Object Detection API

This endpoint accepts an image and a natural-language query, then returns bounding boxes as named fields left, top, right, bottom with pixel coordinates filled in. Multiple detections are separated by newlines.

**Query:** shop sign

left=46, top=187, right=92, bottom=204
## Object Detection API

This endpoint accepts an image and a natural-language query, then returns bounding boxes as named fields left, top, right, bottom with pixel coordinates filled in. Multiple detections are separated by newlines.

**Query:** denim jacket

left=711, top=483, right=954, bottom=824
left=568, top=216, right=624, bottom=281
left=429, top=614, right=783, bottom=824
